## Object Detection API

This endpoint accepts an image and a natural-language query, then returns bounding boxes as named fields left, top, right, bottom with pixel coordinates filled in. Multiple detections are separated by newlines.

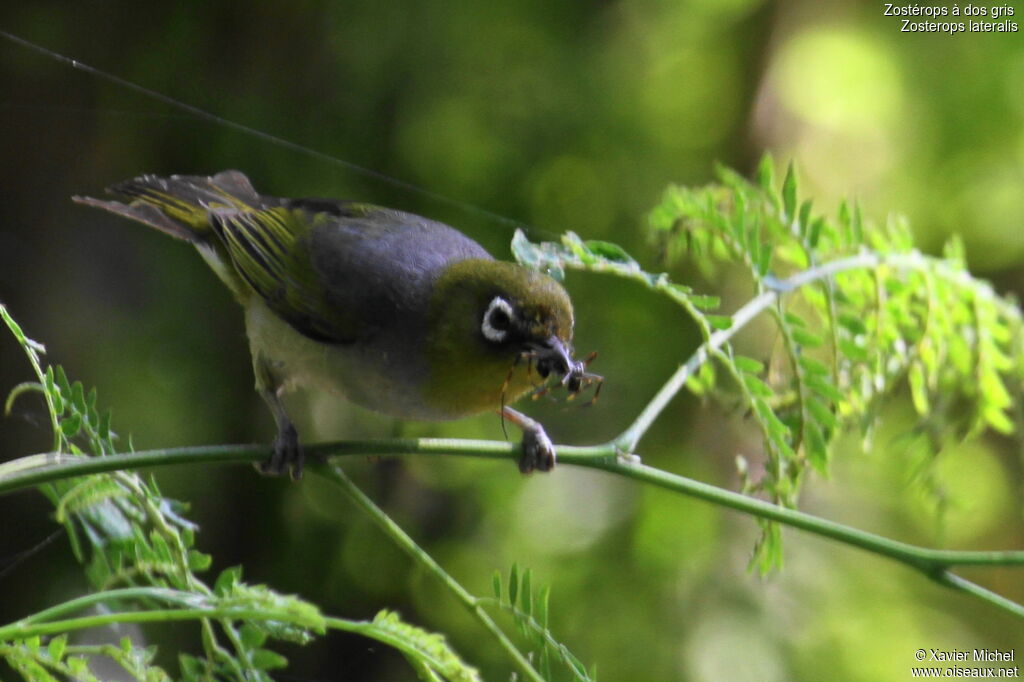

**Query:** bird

left=73, top=170, right=598, bottom=479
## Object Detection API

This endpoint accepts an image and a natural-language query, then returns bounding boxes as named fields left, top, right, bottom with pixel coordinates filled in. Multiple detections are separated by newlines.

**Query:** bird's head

left=425, top=259, right=588, bottom=415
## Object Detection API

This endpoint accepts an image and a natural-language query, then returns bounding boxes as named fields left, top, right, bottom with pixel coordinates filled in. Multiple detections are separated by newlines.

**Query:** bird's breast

left=244, top=298, right=475, bottom=420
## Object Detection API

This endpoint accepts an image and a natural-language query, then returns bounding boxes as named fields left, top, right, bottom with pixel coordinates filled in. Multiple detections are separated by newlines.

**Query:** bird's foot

left=501, top=406, right=556, bottom=474
left=255, top=421, right=305, bottom=480
left=520, top=423, right=556, bottom=474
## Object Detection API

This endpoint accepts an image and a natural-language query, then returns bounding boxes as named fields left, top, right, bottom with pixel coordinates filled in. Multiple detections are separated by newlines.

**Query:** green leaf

left=584, top=239, right=636, bottom=265
left=979, top=368, right=1011, bottom=408
left=806, top=374, right=844, bottom=404
left=805, top=420, right=829, bottom=475
left=807, top=217, right=825, bottom=248
left=756, top=243, right=772, bottom=276
left=60, top=412, right=81, bottom=438
left=838, top=199, right=851, bottom=236
left=0, top=304, right=27, bottom=341
left=537, top=585, right=551, bottom=628
left=251, top=649, right=289, bottom=671
left=686, top=361, right=716, bottom=396
left=55, top=366, right=71, bottom=399
left=742, top=373, right=774, bottom=398
left=71, top=381, right=86, bottom=414
left=521, top=568, right=533, bottom=616
left=734, top=355, right=765, bottom=374
left=188, top=549, right=213, bottom=572
left=782, top=162, right=798, bottom=222
left=806, top=397, right=838, bottom=431
left=798, top=356, right=830, bottom=377
left=908, top=363, right=930, bottom=415
left=66, top=656, right=91, bottom=677
left=688, top=294, right=721, bottom=310
left=98, top=411, right=113, bottom=441
left=178, top=654, right=202, bottom=681
left=798, top=199, right=813, bottom=236
left=12, top=657, right=62, bottom=681
left=215, top=566, right=243, bottom=595
left=371, top=610, right=482, bottom=682
left=985, top=406, right=1014, bottom=435
left=791, top=328, right=824, bottom=348
left=756, top=153, right=775, bottom=193
left=240, top=623, right=269, bottom=649
left=508, top=564, right=519, bottom=606
left=46, top=634, right=68, bottom=662
left=852, top=201, right=864, bottom=243
left=838, top=338, right=869, bottom=362
left=706, top=315, right=733, bottom=330
left=784, top=312, right=807, bottom=328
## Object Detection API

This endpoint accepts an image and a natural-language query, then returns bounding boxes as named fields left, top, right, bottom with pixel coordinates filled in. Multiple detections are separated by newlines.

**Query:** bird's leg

left=500, top=406, right=556, bottom=474
left=253, top=356, right=304, bottom=480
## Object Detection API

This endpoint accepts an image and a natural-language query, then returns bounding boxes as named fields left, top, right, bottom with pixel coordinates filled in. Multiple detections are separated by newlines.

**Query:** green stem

left=0, top=608, right=303, bottom=642
left=2, top=442, right=1022, bottom=619
left=3, top=587, right=464, bottom=675
left=0, top=305, right=62, bottom=451
left=314, top=463, right=544, bottom=682
left=580, top=457, right=1024, bottom=618
left=616, top=252, right=884, bottom=453
left=617, top=250, right=1022, bottom=454
left=932, top=571, right=1024, bottom=618
left=0, top=441, right=612, bottom=496
left=577, top=457, right=1024, bottom=569
left=1, top=444, right=1022, bottom=569
left=17, top=587, right=204, bottom=625
left=322, top=616, right=459, bottom=675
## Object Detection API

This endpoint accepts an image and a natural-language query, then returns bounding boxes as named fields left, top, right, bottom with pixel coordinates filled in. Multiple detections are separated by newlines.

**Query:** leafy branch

left=0, top=305, right=486, bottom=682
left=486, top=565, right=595, bottom=682
left=4, top=440, right=1021, bottom=614
left=516, top=156, right=1024, bottom=571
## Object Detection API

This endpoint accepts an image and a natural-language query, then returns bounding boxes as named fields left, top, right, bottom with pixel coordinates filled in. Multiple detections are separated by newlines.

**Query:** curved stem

left=2, top=586, right=472, bottom=675
left=314, top=463, right=544, bottom=682
left=0, top=441, right=612, bottom=496
left=931, top=571, right=1024, bottom=618
left=616, top=252, right=884, bottom=452
left=322, top=616, right=458, bottom=674
left=1, top=443, right=1021, bottom=570
left=577, top=456, right=1024, bottom=565
left=17, top=587, right=205, bottom=625
left=0, top=608, right=307, bottom=642
left=0, top=446, right=1021, bottom=620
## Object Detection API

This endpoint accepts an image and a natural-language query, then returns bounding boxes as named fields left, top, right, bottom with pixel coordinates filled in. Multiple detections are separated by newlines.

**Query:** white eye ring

left=482, top=296, right=515, bottom=343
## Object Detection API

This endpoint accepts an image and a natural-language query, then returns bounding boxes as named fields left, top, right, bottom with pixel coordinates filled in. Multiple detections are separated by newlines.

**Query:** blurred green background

left=1, top=1, right=1023, bottom=680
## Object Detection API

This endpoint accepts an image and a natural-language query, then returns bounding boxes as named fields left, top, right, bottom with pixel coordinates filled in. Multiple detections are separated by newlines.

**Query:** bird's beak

left=532, top=335, right=574, bottom=379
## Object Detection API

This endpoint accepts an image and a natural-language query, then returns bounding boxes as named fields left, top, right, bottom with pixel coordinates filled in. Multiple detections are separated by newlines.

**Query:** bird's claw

left=519, top=423, right=556, bottom=474
left=256, top=421, right=305, bottom=480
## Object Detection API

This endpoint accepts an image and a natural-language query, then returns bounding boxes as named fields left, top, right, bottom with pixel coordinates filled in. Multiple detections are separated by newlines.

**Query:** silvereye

left=74, top=171, right=591, bottom=478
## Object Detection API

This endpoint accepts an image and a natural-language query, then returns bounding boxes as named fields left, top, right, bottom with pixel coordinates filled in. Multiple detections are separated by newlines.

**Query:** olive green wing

left=211, top=207, right=358, bottom=344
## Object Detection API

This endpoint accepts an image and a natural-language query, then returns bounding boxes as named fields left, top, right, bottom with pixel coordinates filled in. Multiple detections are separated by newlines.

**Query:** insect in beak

left=532, top=336, right=574, bottom=380
left=527, top=338, right=604, bottom=405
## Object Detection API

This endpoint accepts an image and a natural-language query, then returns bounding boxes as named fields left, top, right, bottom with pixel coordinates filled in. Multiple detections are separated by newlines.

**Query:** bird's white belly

left=243, top=298, right=446, bottom=420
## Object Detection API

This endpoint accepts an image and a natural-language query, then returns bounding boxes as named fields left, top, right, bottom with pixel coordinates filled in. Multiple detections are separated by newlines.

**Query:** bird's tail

left=72, top=170, right=262, bottom=243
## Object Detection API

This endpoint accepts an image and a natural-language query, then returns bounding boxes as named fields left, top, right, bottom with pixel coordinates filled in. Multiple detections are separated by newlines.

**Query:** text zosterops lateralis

left=74, top=171, right=595, bottom=478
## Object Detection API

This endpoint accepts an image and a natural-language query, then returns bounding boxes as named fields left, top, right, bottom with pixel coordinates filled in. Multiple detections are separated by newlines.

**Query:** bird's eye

left=482, top=296, right=514, bottom=343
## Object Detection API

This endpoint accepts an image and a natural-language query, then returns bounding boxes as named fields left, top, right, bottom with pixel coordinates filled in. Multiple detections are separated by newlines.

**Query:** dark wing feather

left=211, top=207, right=359, bottom=343
left=77, top=172, right=492, bottom=346
left=212, top=201, right=490, bottom=346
